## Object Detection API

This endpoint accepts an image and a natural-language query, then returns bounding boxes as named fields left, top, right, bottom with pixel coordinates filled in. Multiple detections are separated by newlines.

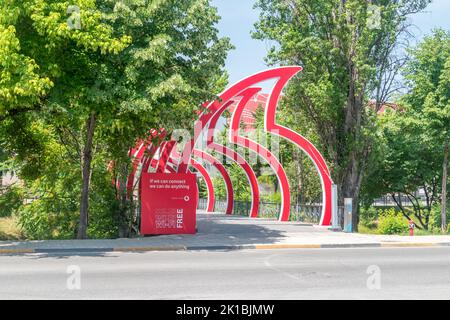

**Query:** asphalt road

left=1, top=247, right=450, bottom=299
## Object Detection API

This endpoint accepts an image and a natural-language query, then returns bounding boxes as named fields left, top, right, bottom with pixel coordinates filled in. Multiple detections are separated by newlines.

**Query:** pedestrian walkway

left=1, top=213, right=450, bottom=254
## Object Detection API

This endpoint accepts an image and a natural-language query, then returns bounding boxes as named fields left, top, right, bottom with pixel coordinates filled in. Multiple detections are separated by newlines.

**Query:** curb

left=115, top=246, right=187, bottom=252
left=0, top=249, right=35, bottom=254
left=1, top=242, right=450, bottom=255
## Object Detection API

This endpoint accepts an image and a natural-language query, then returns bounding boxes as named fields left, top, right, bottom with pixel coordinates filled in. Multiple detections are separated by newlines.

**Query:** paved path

left=1, top=213, right=450, bottom=253
left=1, top=247, right=450, bottom=299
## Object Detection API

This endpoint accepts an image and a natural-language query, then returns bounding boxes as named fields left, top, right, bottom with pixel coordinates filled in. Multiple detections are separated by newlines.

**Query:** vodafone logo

left=184, top=196, right=190, bottom=202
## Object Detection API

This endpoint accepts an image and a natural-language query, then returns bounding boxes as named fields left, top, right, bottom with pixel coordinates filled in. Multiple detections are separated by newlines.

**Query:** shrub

left=16, top=168, right=120, bottom=240
left=262, top=192, right=281, bottom=203
left=87, top=178, right=120, bottom=239
left=0, top=216, right=24, bottom=240
left=17, top=189, right=120, bottom=240
left=17, top=198, right=79, bottom=240
left=377, top=208, right=408, bottom=234
left=358, top=224, right=380, bottom=234
left=0, top=185, right=24, bottom=217
left=359, top=206, right=378, bottom=228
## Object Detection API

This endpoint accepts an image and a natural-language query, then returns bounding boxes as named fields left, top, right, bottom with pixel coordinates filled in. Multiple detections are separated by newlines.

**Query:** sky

left=211, top=0, right=450, bottom=91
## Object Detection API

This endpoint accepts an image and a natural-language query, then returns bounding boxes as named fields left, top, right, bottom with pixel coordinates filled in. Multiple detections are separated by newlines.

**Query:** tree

left=1, top=0, right=131, bottom=239
left=0, top=0, right=129, bottom=120
left=361, top=30, right=449, bottom=231
left=98, top=0, right=232, bottom=236
left=1, top=0, right=232, bottom=239
left=400, top=29, right=450, bottom=232
left=0, top=9, right=52, bottom=121
left=253, top=0, right=430, bottom=230
left=363, top=110, right=443, bottom=230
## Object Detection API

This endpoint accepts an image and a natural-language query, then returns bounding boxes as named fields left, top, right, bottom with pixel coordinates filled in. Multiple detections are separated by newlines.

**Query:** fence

left=199, top=194, right=425, bottom=215
left=198, top=198, right=323, bottom=224
left=197, top=198, right=208, bottom=211
left=372, top=194, right=426, bottom=207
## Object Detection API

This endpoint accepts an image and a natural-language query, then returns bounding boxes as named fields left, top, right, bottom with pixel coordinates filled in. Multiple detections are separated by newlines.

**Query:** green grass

left=398, top=228, right=450, bottom=236
left=357, top=224, right=380, bottom=234
left=358, top=222, right=450, bottom=236
left=0, top=216, right=24, bottom=240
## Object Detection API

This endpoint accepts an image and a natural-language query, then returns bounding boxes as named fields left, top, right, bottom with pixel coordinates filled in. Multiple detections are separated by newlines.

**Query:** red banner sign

left=140, top=172, right=197, bottom=235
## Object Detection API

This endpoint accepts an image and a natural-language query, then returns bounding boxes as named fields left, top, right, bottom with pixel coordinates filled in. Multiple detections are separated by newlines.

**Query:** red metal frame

left=126, top=67, right=333, bottom=225
left=229, top=87, right=291, bottom=221
left=205, top=100, right=260, bottom=218
left=193, top=149, right=233, bottom=215
left=177, top=67, right=333, bottom=225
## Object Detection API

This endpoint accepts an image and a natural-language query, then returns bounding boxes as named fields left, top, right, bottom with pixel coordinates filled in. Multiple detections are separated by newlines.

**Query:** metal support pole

left=330, top=184, right=341, bottom=231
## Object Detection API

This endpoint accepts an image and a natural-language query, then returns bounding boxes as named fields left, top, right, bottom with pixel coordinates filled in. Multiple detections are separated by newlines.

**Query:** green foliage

left=261, top=191, right=281, bottom=203
left=212, top=176, right=226, bottom=201
left=0, top=0, right=130, bottom=118
left=8, top=118, right=121, bottom=239
left=0, top=24, right=52, bottom=113
left=377, top=208, right=408, bottom=235
left=362, top=30, right=450, bottom=229
left=17, top=196, right=78, bottom=240
left=0, top=185, right=23, bottom=217
left=196, top=175, right=208, bottom=200
left=358, top=205, right=450, bottom=235
left=402, top=29, right=450, bottom=141
left=85, top=161, right=121, bottom=239
left=17, top=181, right=119, bottom=240
left=0, top=0, right=232, bottom=239
left=17, top=184, right=119, bottom=240
left=0, top=216, right=24, bottom=240
left=359, top=206, right=378, bottom=228
left=253, top=0, right=431, bottom=229
left=357, top=223, right=380, bottom=235
left=212, top=162, right=251, bottom=202
left=283, top=146, right=322, bottom=205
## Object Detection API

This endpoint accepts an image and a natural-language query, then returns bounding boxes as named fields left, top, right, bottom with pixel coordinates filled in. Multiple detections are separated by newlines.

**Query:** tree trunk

left=340, top=167, right=363, bottom=232
left=339, top=44, right=367, bottom=232
left=77, top=113, right=96, bottom=239
left=340, top=95, right=366, bottom=232
left=296, top=149, right=303, bottom=205
left=118, top=162, right=131, bottom=238
left=441, top=139, right=448, bottom=233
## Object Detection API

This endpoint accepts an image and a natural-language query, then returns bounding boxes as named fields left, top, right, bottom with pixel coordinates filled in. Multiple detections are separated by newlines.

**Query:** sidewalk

left=1, top=213, right=450, bottom=254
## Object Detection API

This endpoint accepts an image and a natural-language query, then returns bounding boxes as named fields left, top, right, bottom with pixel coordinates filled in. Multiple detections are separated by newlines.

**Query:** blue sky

left=212, top=0, right=450, bottom=89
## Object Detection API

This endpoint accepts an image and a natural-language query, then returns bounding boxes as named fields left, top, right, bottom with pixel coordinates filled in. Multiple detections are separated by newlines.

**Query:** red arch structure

left=177, top=66, right=333, bottom=225
left=229, top=87, right=291, bottom=221
left=263, top=67, right=333, bottom=225
left=170, top=149, right=223, bottom=214
left=126, top=135, right=217, bottom=213
left=126, top=66, right=334, bottom=225
left=192, top=149, right=233, bottom=214
left=189, top=158, right=215, bottom=212
left=205, top=100, right=260, bottom=218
